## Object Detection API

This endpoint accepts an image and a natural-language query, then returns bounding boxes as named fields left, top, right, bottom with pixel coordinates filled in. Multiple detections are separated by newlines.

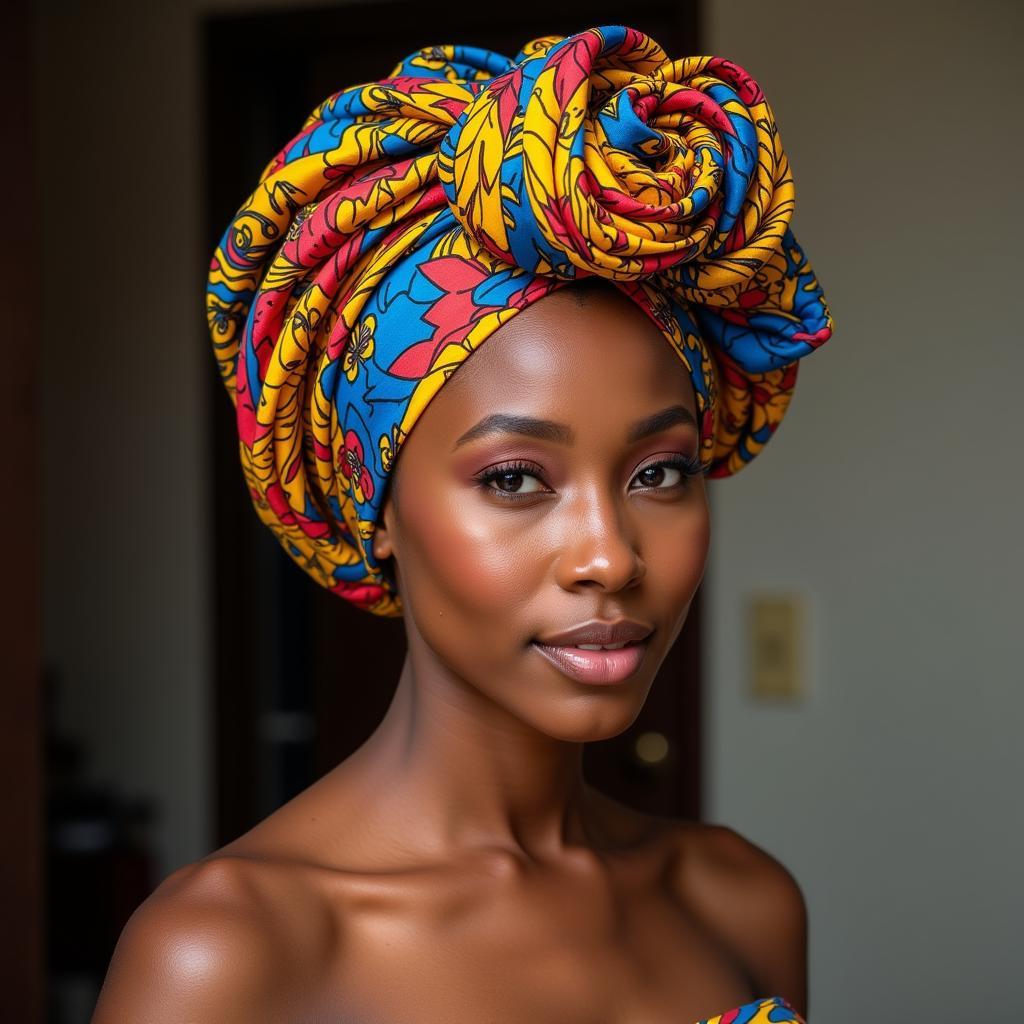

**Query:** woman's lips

left=530, top=640, right=648, bottom=685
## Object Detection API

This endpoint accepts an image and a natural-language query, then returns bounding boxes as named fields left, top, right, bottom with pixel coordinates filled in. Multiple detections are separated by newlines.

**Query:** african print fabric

left=207, top=25, right=833, bottom=616
left=698, top=995, right=805, bottom=1023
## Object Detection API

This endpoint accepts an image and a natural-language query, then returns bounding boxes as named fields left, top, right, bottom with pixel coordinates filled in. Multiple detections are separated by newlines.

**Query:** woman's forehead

left=423, top=289, right=699, bottom=440
left=483, top=286, right=683, bottom=370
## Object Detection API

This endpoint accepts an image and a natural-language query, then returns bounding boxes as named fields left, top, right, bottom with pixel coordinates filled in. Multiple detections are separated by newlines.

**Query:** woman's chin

left=519, top=695, right=649, bottom=745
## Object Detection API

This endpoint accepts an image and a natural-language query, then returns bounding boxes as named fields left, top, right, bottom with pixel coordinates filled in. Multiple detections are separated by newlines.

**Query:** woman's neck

left=340, top=653, right=596, bottom=863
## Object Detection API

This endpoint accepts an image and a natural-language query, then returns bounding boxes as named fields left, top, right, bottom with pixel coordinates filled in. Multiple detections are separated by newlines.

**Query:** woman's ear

left=373, top=486, right=401, bottom=594
left=372, top=483, right=397, bottom=562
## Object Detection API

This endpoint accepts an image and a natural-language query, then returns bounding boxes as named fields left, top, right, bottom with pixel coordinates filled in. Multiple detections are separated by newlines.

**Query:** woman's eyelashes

left=633, top=455, right=703, bottom=490
left=474, top=455, right=703, bottom=502
left=476, top=460, right=548, bottom=498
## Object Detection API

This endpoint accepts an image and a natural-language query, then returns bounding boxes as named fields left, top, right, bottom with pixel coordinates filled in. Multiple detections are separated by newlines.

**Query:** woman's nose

left=554, top=485, right=645, bottom=593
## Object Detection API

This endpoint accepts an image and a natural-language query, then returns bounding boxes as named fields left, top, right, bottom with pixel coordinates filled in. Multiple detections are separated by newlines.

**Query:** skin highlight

left=91, top=281, right=807, bottom=1024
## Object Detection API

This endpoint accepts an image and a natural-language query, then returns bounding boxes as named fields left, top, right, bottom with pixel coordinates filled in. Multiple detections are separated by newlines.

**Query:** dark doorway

left=203, top=3, right=704, bottom=849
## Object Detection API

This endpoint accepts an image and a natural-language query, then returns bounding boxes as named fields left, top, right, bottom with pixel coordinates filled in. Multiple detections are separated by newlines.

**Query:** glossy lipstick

left=531, top=640, right=648, bottom=684
left=531, top=619, right=653, bottom=685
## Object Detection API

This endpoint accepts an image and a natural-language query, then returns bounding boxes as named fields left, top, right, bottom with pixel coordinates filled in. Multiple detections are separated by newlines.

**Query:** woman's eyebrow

left=452, top=405, right=696, bottom=451
left=626, top=404, right=697, bottom=442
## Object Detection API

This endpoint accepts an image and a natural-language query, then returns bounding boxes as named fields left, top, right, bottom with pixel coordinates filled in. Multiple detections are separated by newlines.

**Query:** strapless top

left=695, top=995, right=804, bottom=1024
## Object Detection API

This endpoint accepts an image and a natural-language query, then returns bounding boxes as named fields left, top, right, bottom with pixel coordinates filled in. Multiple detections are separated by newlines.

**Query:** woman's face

left=372, top=283, right=710, bottom=742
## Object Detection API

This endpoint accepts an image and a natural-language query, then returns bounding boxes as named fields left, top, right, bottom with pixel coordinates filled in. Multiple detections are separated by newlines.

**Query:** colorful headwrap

left=207, top=24, right=833, bottom=617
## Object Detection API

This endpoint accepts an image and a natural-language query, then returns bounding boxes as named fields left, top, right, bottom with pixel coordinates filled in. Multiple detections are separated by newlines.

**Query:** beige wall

left=703, top=1, right=1023, bottom=1019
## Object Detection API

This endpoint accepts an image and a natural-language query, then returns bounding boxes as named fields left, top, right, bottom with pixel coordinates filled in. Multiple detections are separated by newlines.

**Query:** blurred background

left=4, top=1, right=1021, bottom=1021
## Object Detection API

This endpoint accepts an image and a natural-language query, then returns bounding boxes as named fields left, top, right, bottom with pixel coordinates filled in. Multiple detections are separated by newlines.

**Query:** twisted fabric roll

left=207, top=25, right=833, bottom=617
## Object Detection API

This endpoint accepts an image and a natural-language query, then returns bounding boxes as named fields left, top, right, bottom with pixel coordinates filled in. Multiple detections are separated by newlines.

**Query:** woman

left=94, top=25, right=832, bottom=1023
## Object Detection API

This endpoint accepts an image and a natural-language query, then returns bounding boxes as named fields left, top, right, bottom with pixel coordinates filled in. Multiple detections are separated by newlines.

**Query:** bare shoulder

left=668, top=821, right=808, bottom=1013
left=92, top=853, right=338, bottom=1023
left=669, top=821, right=807, bottom=930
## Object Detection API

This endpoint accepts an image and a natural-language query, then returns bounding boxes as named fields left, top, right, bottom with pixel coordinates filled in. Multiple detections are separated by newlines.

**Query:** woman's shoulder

left=667, top=819, right=808, bottom=1012
left=583, top=787, right=806, bottom=1009
left=586, top=789, right=806, bottom=952
left=92, top=851, right=338, bottom=1023
left=669, top=819, right=805, bottom=911
left=586, top=788, right=803, bottom=902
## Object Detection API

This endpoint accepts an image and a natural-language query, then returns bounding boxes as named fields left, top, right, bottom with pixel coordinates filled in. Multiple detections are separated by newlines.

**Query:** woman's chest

left=304, top=869, right=756, bottom=1024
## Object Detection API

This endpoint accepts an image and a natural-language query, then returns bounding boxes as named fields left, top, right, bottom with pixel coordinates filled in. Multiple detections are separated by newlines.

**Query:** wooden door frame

left=2, top=2, right=44, bottom=1019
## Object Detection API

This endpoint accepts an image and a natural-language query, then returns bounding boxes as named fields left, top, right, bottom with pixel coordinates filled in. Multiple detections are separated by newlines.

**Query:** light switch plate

left=748, top=593, right=805, bottom=699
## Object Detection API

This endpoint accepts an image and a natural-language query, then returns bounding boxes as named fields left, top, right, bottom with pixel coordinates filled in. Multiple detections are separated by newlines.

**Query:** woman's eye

left=632, top=458, right=699, bottom=490
left=633, top=462, right=683, bottom=489
left=480, top=465, right=547, bottom=496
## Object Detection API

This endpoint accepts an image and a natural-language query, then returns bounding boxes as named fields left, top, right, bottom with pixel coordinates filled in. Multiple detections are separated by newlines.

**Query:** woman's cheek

left=447, top=504, right=547, bottom=617
left=658, top=503, right=711, bottom=605
left=408, top=486, right=538, bottom=620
